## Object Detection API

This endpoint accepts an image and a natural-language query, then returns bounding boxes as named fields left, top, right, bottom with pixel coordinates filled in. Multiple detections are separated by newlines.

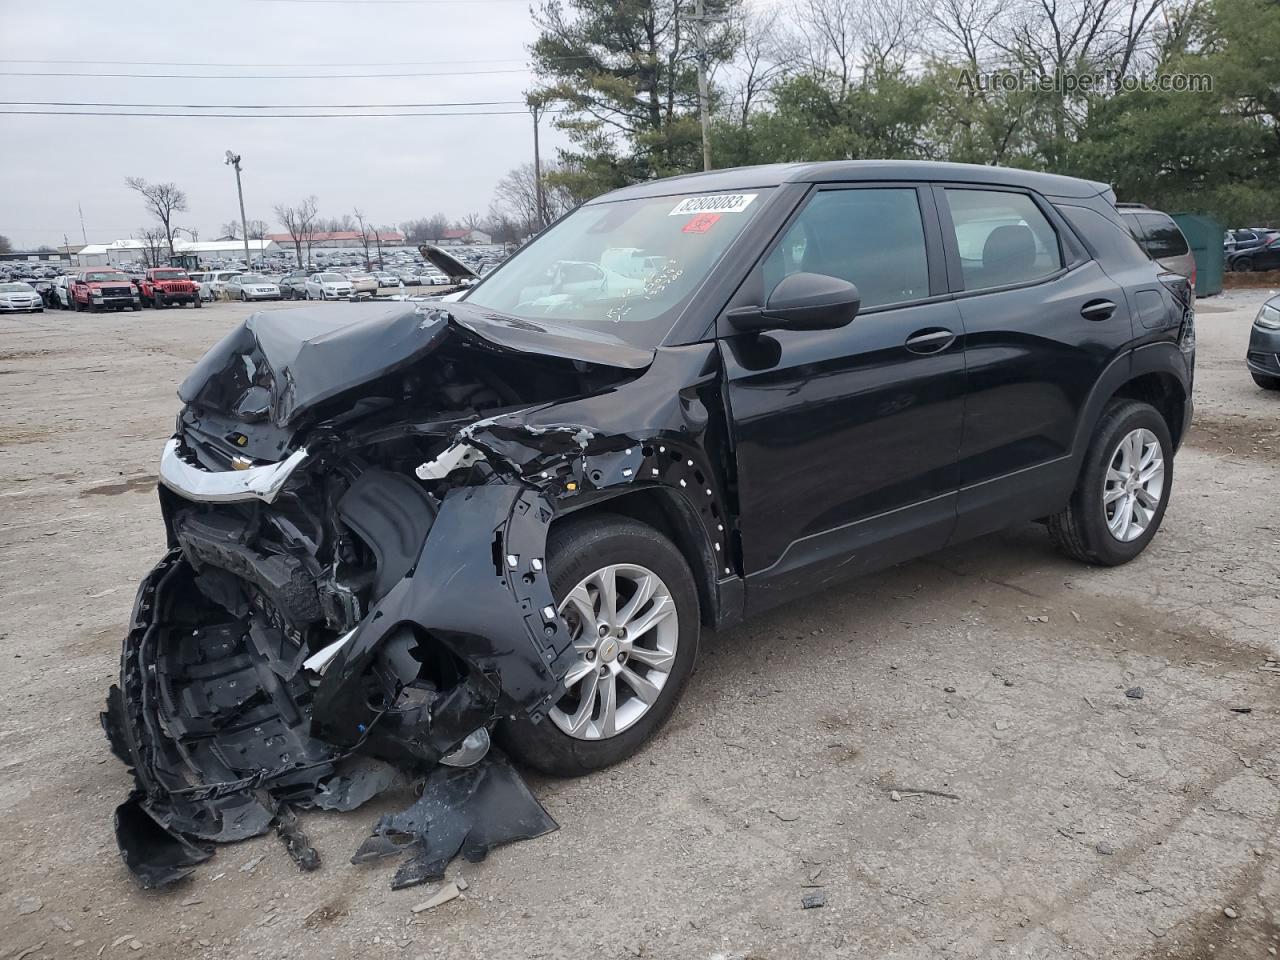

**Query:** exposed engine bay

left=103, top=301, right=736, bottom=888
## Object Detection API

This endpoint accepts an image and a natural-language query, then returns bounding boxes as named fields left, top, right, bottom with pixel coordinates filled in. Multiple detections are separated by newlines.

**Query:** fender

left=1067, top=341, right=1190, bottom=471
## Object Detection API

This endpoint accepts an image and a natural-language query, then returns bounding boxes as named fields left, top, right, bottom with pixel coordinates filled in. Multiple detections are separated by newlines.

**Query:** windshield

left=239, top=274, right=269, bottom=283
left=463, top=189, right=772, bottom=347
left=153, top=269, right=187, bottom=278
left=84, top=272, right=128, bottom=282
left=0, top=282, right=33, bottom=293
left=319, top=273, right=346, bottom=282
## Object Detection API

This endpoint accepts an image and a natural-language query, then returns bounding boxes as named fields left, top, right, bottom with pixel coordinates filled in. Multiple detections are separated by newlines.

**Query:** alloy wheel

left=548, top=563, right=679, bottom=741
left=1103, top=427, right=1165, bottom=542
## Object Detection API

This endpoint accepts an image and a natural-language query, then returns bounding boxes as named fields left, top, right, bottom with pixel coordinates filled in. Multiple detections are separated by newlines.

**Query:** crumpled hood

left=178, top=300, right=654, bottom=428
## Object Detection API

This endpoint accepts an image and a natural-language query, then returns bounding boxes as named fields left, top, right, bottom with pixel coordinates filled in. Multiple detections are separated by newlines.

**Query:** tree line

left=522, top=0, right=1280, bottom=226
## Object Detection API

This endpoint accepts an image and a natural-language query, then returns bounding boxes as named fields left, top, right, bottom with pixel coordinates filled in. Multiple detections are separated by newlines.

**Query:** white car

left=224, top=273, right=281, bottom=302
left=372, top=271, right=404, bottom=292
left=205, top=270, right=243, bottom=298
left=187, top=272, right=217, bottom=302
left=51, top=275, right=73, bottom=308
left=0, top=281, right=44, bottom=313
left=305, top=272, right=354, bottom=300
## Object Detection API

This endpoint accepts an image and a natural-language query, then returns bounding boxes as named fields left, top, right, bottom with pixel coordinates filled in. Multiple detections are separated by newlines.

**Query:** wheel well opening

left=553, top=490, right=718, bottom=627
left=1113, top=373, right=1187, bottom=447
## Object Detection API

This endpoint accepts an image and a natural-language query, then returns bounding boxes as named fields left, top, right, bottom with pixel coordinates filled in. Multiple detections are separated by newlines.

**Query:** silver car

left=224, top=273, right=281, bottom=302
left=304, top=272, right=354, bottom=300
left=0, top=281, right=44, bottom=313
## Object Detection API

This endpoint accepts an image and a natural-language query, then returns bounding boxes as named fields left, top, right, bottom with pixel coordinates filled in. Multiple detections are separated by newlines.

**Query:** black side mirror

left=728, top=272, right=861, bottom=332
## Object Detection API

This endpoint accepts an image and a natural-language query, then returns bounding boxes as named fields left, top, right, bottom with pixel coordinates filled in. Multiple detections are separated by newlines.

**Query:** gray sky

left=0, top=0, right=570, bottom=249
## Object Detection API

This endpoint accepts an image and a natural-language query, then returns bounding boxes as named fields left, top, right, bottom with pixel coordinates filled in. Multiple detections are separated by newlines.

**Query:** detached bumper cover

left=158, top=438, right=309, bottom=504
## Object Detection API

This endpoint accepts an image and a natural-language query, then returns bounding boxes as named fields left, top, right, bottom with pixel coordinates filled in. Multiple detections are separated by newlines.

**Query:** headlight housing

left=1256, top=302, right=1280, bottom=330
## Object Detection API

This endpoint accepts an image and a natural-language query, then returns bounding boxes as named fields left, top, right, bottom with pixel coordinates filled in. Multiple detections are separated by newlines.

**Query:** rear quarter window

left=1056, top=204, right=1152, bottom=268
left=1135, top=213, right=1189, bottom=259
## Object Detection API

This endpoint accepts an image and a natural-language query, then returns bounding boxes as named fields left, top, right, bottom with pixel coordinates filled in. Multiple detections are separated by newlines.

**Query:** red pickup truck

left=70, top=270, right=142, bottom=312
left=137, top=268, right=201, bottom=309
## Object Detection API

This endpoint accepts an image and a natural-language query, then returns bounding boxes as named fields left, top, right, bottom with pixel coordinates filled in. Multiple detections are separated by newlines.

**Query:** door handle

left=1080, top=299, right=1116, bottom=321
left=904, top=328, right=956, bottom=354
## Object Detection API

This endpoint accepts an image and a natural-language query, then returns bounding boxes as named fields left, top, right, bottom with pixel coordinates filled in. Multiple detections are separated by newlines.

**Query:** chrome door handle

left=1081, top=299, right=1116, bottom=321
left=904, top=328, right=956, bottom=354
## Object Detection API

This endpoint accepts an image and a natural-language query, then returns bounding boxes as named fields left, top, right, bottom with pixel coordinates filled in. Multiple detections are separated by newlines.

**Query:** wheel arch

left=552, top=486, right=726, bottom=629
left=1072, top=344, right=1190, bottom=468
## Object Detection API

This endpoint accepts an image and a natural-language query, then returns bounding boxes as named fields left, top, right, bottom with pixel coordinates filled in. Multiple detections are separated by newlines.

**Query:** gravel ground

left=1, top=291, right=1277, bottom=960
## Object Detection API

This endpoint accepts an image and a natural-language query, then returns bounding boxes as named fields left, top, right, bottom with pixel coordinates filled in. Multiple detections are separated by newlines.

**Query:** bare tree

left=353, top=207, right=373, bottom=268
left=725, top=6, right=789, bottom=125
left=400, top=214, right=452, bottom=245
left=220, top=220, right=242, bottom=240
left=273, top=196, right=318, bottom=268
left=125, top=178, right=188, bottom=256
left=491, top=162, right=581, bottom=236
left=245, top=219, right=269, bottom=241
left=138, top=227, right=166, bottom=268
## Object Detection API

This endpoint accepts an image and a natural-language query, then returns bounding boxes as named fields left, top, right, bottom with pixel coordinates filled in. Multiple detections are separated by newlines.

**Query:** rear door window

left=761, top=187, right=930, bottom=310
left=1135, top=214, right=1189, bottom=259
left=944, top=189, right=1062, bottom=290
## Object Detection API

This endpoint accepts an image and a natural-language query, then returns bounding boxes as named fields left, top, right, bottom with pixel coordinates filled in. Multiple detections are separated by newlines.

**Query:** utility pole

left=77, top=201, right=88, bottom=245
left=528, top=93, right=548, bottom=231
left=693, top=0, right=712, bottom=171
left=224, top=151, right=251, bottom=267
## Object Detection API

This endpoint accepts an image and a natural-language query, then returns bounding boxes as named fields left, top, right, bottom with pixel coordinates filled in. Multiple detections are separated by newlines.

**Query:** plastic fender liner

left=312, top=483, right=575, bottom=754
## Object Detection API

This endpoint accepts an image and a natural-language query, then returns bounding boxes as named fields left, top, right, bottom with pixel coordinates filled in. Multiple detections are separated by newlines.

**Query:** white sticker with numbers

left=668, top=193, right=758, bottom=216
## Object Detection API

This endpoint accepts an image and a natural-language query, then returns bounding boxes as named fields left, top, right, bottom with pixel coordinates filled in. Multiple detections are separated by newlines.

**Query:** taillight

left=1189, top=261, right=1197, bottom=289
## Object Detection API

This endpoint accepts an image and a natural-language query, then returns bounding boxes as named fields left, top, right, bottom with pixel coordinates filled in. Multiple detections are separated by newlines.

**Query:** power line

left=0, top=67, right=531, bottom=79
left=0, top=57, right=535, bottom=67
left=2, top=99, right=526, bottom=109
left=1, top=108, right=556, bottom=118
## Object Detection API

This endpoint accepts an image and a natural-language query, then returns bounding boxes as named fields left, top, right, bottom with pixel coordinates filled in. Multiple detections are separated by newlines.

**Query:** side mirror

left=728, top=272, right=861, bottom=332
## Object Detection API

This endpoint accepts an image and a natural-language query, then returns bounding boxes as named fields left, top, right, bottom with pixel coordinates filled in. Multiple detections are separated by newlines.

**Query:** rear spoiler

left=418, top=244, right=479, bottom=283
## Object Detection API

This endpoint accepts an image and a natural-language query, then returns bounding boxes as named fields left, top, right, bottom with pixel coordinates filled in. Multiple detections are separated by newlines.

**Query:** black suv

left=106, top=161, right=1195, bottom=882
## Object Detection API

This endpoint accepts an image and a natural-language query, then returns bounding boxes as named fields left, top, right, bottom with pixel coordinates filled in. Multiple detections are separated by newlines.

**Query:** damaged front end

left=103, top=300, right=733, bottom=888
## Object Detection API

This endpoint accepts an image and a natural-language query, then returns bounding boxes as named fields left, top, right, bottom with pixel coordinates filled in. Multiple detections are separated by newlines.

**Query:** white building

left=76, top=238, right=280, bottom=267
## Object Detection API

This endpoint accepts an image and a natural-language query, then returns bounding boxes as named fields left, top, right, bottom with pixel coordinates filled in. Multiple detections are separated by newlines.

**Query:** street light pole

left=528, top=94, right=548, bottom=231
left=225, top=151, right=251, bottom=267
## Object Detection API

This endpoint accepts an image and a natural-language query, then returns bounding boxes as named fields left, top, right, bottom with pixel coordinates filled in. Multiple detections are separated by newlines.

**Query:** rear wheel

left=499, top=515, right=700, bottom=777
left=1235, top=256, right=1254, bottom=273
left=1252, top=372, right=1280, bottom=391
left=1049, top=400, right=1173, bottom=566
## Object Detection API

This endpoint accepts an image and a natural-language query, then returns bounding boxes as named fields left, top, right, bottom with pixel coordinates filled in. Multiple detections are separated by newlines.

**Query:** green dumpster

left=1171, top=213, right=1224, bottom=297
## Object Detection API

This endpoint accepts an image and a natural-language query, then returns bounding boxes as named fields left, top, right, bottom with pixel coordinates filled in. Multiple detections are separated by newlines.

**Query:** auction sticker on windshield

left=668, top=193, right=757, bottom=216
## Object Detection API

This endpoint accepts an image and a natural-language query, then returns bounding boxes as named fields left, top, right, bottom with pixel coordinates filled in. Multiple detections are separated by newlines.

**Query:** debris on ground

left=351, top=755, right=557, bottom=890
left=1096, top=842, right=1114, bottom=855
left=1125, top=686, right=1145, bottom=700
left=1223, top=906, right=1239, bottom=919
left=1229, top=707, right=1253, bottom=714
left=16, top=896, right=43, bottom=915
left=801, top=892, right=827, bottom=909
left=410, top=881, right=464, bottom=913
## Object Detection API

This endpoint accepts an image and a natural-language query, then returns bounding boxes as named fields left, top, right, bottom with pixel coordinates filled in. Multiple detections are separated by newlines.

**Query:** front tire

left=1252, top=371, right=1280, bottom=391
left=499, top=514, right=700, bottom=777
left=1049, top=400, right=1173, bottom=566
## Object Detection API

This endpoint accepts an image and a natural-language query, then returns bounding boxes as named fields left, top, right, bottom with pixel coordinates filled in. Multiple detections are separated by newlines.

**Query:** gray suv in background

left=1117, top=204, right=1196, bottom=284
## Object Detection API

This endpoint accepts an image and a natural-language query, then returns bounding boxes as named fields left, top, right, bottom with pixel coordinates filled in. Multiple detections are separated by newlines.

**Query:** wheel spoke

left=1104, top=486, right=1126, bottom=504
left=563, top=584, right=598, bottom=650
left=618, top=666, right=661, bottom=705
left=562, top=657, right=597, bottom=688
left=625, top=594, right=675, bottom=639
left=617, top=573, right=658, bottom=629
left=564, top=669, right=599, bottom=736
left=592, top=567, right=618, bottom=629
left=627, top=644, right=675, bottom=671
left=1134, top=485, right=1159, bottom=509
left=1106, top=467, right=1126, bottom=486
left=597, top=672, right=618, bottom=737
left=1139, top=460, right=1163, bottom=485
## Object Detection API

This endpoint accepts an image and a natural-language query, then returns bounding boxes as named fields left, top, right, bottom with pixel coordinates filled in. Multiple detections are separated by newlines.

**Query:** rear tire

left=1236, top=257, right=1254, bottom=273
left=1049, top=399, right=1173, bottom=566
left=498, top=514, right=700, bottom=777
left=1252, top=372, right=1280, bottom=391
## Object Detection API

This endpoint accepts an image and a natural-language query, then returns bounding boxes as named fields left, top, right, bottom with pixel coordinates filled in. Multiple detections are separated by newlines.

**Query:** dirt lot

left=1, top=290, right=1277, bottom=960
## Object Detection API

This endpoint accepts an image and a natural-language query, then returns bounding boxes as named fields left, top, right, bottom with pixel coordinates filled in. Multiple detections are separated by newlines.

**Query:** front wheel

left=1235, top=257, right=1254, bottom=273
left=499, top=515, right=700, bottom=777
left=1049, top=400, right=1173, bottom=566
left=193, top=295, right=202, bottom=309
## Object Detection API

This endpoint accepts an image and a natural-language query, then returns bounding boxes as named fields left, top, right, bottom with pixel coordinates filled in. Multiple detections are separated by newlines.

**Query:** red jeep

left=70, top=270, right=141, bottom=312
left=137, top=268, right=201, bottom=309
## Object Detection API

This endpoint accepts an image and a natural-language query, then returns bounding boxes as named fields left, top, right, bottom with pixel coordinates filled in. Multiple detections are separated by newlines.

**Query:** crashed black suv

left=105, top=160, right=1194, bottom=884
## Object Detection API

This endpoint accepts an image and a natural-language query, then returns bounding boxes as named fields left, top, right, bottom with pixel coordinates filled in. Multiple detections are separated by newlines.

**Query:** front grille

left=102, top=286, right=132, bottom=297
left=1248, top=351, right=1280, bottom=372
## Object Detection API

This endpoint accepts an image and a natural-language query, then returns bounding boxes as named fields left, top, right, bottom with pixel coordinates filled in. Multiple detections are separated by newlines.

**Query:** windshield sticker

left=681, top=213, right=721, bottom=234
left=668, top=193, right=757, bottom=217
